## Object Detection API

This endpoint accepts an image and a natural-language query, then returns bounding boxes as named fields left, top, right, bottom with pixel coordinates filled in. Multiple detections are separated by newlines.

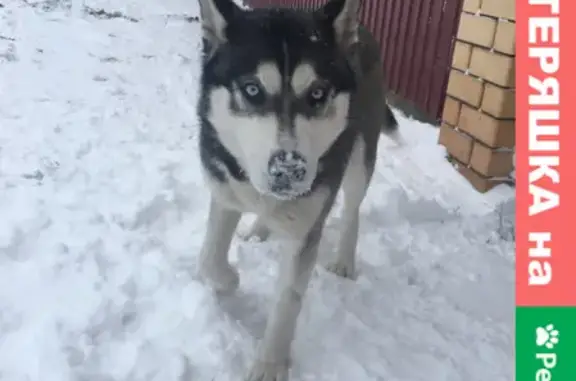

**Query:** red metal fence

left=243, top=0, right=464, bottom=122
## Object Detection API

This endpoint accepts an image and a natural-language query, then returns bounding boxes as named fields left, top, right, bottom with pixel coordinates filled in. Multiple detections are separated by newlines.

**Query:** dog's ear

left=198, top=0, right=240, bottom=47
left=316, top=0, right=360, bottom=48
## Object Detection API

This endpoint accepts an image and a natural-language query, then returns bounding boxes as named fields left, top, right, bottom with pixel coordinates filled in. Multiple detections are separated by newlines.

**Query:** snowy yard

left=0, top=1, right=515, bottom=380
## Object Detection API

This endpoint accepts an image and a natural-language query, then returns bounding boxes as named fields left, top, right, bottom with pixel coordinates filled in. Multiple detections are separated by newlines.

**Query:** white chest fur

left=204, top=169, right=330, bottom=240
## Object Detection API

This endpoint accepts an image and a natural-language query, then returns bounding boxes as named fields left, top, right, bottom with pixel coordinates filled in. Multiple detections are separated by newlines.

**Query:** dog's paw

left=245, top=359, right=289, bottom=381
left=324, top=261, right=356, bottom=279
left=197, top=261, right=239, bottom=293
left=236, top=221, right=271, bottom=242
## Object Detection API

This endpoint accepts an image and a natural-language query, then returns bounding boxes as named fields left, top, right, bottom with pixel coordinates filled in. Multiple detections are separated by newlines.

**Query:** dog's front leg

left=246, top=226, right=323, bottom=381
left=197, top=198, right=242, bottom=293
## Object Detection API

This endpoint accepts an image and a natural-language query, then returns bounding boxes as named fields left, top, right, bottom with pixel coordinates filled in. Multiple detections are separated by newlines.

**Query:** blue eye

left=310, top=88, right=325, bottom=100
left=244, top=84, right=260, bottom=97
left=307, top=84, right=331, bottom=107
left=240, top=82, right=266, bottom=105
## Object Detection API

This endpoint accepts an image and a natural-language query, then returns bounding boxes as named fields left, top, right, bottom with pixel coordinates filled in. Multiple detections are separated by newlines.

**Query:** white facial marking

left=207, top=59, right=351, bottom=201
left=291, top=63, right=318, bottom=96
left=209, top=87, right=278, bottom=194
left=293, top=92, right=350, bottom=169
left=255, top=63, right=282, bottom=95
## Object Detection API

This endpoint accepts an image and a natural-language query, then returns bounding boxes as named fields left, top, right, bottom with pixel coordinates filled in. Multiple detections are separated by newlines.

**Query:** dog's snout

left=267, top=150, right=307, bottom=190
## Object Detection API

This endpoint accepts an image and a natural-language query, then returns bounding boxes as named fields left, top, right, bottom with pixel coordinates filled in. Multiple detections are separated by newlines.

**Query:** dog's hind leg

left=325, top=138, right=371, bottom=279
left=197, top=198, right=242, bottom=293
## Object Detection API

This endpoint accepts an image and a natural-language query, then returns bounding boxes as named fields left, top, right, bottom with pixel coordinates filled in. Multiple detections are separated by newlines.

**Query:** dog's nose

left=267, top=150, right=307, bottom=190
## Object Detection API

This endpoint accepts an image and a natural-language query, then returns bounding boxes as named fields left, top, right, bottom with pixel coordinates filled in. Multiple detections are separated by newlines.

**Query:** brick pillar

left=438, top=0, right=515, bottom=193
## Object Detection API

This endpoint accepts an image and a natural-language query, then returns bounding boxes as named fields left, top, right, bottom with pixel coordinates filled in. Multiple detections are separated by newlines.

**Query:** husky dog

left=196, top=0, right=400, bottom=379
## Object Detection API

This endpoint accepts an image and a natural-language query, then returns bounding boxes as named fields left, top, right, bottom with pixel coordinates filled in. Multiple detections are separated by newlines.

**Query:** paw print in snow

left=536, top=324, right=559, bottom=349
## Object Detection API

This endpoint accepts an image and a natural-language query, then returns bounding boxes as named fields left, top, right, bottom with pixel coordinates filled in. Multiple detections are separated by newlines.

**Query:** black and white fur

left=196, top=0, right=399, bottom=379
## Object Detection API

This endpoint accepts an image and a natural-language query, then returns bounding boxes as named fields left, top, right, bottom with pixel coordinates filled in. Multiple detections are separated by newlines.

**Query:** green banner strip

left=516, top=307, right=576, bottom=381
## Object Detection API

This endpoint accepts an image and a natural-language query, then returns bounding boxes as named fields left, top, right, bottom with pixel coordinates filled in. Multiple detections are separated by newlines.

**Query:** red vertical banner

left=516, top=0, right=576, bottom=307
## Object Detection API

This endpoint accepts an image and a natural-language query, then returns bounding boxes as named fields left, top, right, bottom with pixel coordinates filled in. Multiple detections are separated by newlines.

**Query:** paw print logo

left=536, top=324, right=560, bottom=349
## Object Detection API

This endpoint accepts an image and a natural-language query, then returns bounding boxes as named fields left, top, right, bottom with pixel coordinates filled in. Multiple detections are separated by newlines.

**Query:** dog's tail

left=383, top=104, right=399, bottom=132
left=381, top=104, right=405, bottom=146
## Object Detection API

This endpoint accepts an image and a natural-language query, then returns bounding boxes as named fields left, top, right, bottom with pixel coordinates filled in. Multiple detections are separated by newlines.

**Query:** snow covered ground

left=0, top=1, right=515, bottom=380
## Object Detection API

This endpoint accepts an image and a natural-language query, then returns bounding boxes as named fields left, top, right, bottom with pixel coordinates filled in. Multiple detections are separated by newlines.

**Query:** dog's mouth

left=266, top=175, right=314, bottom=200
left=247, top=166, right=315, bottom=201
left=251, top=179, right=312, bottom=201
left=267, top=187, right=311, bottom=201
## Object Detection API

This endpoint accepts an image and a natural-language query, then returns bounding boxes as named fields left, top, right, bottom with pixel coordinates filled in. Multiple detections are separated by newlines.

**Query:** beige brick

left=481, top=0, right=515, bottom=20
left=459, top=105, right=515, bottom=148
left=446, top=70, right=484, bottom=107
left=463, top=0, right=481, bottom=13
left=453, top=159, right=504, bottom=193
left=442, top=97, right=461, bottom=126
left=481, top=84, right=515, bottom=119
left=469, top=47, right=515, bottom=87
left=494, top=21, right=515, bottom=55
left=470, top=142, right=514, bottom=177
left=439, top=123, right=474, bottom=164
left=452, top=41, right=472, bottom=71
left=457, top=13, right=497, bottom=48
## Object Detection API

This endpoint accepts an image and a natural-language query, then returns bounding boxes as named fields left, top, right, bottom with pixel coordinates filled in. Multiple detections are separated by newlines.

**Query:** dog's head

left=198, top=0, right=360, bottom=200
